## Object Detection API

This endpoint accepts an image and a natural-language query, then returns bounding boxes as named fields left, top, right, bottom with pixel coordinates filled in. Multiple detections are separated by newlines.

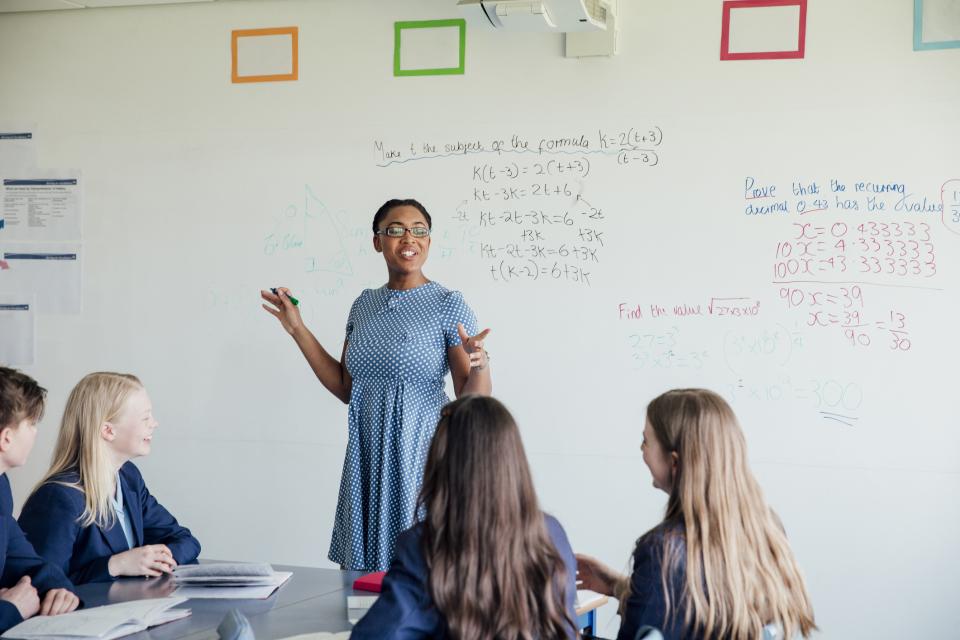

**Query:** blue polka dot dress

left=328, top=281, right=478, bottom=571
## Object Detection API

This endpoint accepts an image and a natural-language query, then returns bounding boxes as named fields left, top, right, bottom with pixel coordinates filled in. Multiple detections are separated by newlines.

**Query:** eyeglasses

left=376, top=226, right=431, bottom=238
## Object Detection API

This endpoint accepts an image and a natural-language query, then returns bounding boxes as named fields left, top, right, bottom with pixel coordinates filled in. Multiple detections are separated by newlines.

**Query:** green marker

left=271, top=287, right=299, bottom=306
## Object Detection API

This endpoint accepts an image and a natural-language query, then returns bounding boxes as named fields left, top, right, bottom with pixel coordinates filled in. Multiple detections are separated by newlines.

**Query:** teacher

left=261, top=198, right=492, bottom=571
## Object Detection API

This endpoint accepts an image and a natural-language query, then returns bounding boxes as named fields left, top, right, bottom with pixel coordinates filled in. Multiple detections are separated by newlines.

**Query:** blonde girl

left=18, top=372, right=200, bottom=583
left=577, top=389, right=816, bottom=639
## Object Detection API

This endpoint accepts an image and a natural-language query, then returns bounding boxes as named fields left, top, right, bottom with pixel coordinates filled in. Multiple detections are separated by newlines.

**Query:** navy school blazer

left=17, top=462, right=200, bottom=584
left=352, top=514, right=578, bottom=640
left=617, top=523, right=688, bottom=640
left=0, top=473, right=76, bottom=631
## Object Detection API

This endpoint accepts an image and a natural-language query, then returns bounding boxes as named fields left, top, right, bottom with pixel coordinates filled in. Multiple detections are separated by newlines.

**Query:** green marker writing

left=271, top=287, right=299, bottom=306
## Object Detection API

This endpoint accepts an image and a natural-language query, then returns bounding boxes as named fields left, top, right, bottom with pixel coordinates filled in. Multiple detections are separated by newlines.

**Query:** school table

left=70, top=564, right=607, bottom=639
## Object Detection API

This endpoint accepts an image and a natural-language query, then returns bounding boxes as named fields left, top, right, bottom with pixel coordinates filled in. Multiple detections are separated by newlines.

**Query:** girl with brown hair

left=352, top=395, right=577, bottom=640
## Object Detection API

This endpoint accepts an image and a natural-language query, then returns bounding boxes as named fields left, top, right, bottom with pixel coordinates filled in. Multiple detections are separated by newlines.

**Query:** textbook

left=172, top=561, right=275, bottom=585
left=346, top=593, right=379, bottom=609
left=172, top=562, right=292, bottom=598
left=1, top=597, right=189, bottom=640
left=174, top=571, right=292, bottom=599
left=352, top=570, right=386, bottom=592
left=347, top=606, right=373, bottom=626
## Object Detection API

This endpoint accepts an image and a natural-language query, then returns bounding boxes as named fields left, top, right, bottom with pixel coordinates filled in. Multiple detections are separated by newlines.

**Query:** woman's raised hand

left=457, top=323, right=491, bottom=370
left=261, top=287, right=304, bottom=335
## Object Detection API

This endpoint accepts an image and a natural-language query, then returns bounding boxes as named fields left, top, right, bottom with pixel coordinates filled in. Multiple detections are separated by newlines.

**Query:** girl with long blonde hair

left=352, top=395, right=577, bottom=639
left=578, top=389, right=816, bottom=639
left=18, top=372, right=200, bottom=583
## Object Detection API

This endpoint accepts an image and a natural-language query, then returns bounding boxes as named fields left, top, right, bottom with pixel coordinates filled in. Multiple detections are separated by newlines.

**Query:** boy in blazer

left=0, top=367, right=79, bottom=631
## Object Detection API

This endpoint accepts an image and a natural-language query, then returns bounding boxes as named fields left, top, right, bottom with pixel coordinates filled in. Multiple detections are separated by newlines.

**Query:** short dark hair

left=371, top=198, right=432, bottom=234
left=0, top=366, right=46, bottom=428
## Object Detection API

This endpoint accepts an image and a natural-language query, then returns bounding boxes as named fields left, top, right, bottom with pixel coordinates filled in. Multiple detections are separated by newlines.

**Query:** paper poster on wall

left=0, top=243, right=82, bottom=314
left=0, top=294, right=35, bottom=366
left=0, top=126, right=37, bottom=175
left=720, top=0, right=807, bottom=60
left=1, top=172, right=82, bottom=241
left=914, top=0, right=960, bottom=50
left=231, top=26, right=298, bottom=83
left=394, top=19, right=466, bottom=76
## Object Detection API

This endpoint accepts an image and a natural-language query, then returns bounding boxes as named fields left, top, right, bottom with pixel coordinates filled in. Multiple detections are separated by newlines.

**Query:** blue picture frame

left=914, top=0, right=960, bottom=51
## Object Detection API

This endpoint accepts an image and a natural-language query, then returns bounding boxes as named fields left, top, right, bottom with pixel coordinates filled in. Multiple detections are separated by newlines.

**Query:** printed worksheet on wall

left=0, top=293, right=35, bottom=365
left=0, top=242, right=82, bottom=314
left=0, top=125, right=37, bottom=175
left=0, top=169, right=82, bottom=240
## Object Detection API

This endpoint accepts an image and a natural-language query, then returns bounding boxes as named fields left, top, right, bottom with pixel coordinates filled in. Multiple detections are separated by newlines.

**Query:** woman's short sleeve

left=344, top=293, right=364, bottom=340
left=442, top=290, right=478, bottom=348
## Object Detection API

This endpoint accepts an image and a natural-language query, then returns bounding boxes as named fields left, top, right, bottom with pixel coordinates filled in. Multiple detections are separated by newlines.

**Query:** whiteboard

left=0, top=1, right=957, bottom=637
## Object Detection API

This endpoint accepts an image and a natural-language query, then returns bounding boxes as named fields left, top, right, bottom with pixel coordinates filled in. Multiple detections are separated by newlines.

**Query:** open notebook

left=1, top=597, right=189, bottom=640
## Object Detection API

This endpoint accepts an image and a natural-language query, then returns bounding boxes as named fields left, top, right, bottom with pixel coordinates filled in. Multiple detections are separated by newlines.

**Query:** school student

left=18, top=372, right=200, bottom=584
left=352, top=395, right=577, bottom=640
left=0, top=367, right=79, bottom=630
left=577, top=389, right=816, bottom=640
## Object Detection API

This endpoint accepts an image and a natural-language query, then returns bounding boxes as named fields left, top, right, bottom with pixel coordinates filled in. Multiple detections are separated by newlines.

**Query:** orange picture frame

left=231, top=26, right=299, bottom=84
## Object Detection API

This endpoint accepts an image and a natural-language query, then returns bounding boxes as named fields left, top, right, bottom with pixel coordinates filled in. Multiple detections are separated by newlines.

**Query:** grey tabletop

left=71, top=565, right=365, bottom=639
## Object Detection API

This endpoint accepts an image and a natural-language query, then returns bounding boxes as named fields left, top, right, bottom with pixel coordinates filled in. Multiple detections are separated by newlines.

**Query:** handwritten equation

left=617, top=297, right=761, bottom=320
left=744, top=176, right=950, bottom=352
left=625, top=326, right=710, bottom=370
left=377, top=126, right=664, bottom=287
left=374, top=128, right=663, bottom=166
left=725, top=376, right=864, bottom=427
left=773, top=220, right=938, bottom=281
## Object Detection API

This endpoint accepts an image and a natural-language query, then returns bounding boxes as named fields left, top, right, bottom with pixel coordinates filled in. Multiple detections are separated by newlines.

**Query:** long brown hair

left=417, top=395, right=574, bottom=640
left=642, top=388, right=816, bottom=639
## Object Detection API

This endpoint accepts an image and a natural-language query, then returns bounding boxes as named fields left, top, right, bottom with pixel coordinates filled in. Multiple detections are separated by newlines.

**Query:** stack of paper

left=172, top=562, right=293, bottom=599
left=1, top=597, right=189, bottom=639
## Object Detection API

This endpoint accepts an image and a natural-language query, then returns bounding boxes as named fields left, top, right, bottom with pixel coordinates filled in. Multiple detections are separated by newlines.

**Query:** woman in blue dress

left=261, top=199, right=492, bottom=571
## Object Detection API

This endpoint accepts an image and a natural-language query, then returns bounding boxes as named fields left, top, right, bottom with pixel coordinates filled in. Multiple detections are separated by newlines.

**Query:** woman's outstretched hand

left=261, top=287, right=304, bottom=335
left=457, top=323, right=490, bottom=370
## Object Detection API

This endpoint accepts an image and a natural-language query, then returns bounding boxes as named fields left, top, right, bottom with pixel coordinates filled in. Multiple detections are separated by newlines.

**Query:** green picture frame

left=393, top=19, right=466, bottom=77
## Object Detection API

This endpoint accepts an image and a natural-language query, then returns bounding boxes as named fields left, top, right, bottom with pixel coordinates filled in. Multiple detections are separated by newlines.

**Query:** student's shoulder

left=543, top=512, right=568, bottom=539
left=25, top=473, right=83, bottom=509
left=542, top=512, right=574, bottom=555
left=640, top=520, right=685, bottom=546
left=391, top=524, right=428, bottom=572
left=119, top=461, right=146, bottom=485
left=634, top=521, right=686, bottom=570
left=394, top=523, right=424, bottom=555
left=0, top=473, right=12, bottom=515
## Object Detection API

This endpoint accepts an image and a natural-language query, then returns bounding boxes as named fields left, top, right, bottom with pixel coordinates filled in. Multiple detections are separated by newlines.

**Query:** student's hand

left=261, top=287, right=304, bottom=335
left=457, top=323, right=491, bottom=370
left=38, top=588, right=79, bottom=616
left=575, top=553, right=625, bottom=597
left=0, top=576, right=40, bottom=620
left=109, top=545, right=177, bottom=577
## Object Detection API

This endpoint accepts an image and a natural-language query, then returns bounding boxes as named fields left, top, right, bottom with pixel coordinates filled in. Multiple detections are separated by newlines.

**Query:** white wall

left=1, top=1, right=958, bottom=637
